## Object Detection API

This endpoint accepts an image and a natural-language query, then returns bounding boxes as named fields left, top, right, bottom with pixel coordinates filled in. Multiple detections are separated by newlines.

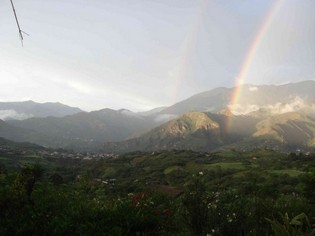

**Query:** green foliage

left=1, top=149, right=315, bottom=235
left=300, top=169, right=315, bottom=202
left=12, top=163, right=43, bottom=199
left=180, top=174, right=214, bottom=235
left=266, top=213, right=314, bottom=236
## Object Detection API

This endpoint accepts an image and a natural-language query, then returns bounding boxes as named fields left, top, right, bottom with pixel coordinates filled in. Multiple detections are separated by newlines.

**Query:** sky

left=0, top=0, right=314, bottom=112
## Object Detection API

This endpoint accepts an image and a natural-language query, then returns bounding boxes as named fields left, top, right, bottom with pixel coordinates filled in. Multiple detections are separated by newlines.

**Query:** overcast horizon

left=2, top=79, right=315, bottom=113
left=1, top=0, right=314, bottom=112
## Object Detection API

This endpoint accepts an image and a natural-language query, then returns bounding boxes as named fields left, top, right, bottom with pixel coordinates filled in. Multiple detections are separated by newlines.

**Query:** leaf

left=290, top=213, right=307, bottom=226
left=266, top=218, right=291, bottom=236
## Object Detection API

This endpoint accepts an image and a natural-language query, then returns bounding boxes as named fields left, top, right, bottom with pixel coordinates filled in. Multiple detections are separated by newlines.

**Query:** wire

left=10, top=0, right=29, bottom=46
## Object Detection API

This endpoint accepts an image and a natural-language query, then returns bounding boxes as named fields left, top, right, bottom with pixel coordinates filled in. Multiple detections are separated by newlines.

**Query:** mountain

left=0, top=119, right=51, bottom=144
left=137, top=107, right=167, bottom=116
left=0, top=101, right=83, bottom=120
left=0, top=137, right=45, bottom=151
left=157, top=80, right=315, bottom=116
left=103, top=110, right=315, bottom=153
left=4, top=108, right=157, bottom=151
left=159, top=87, right=230, bottom=115
left=0, top=119, right=32, bottom=141
left=103, top=112, right=222, bottom=153
left=2, top=81, right=315, bottom=152
left=103, top=112, right=261, bottom=153
left=253, top=112, right=315, bottom=147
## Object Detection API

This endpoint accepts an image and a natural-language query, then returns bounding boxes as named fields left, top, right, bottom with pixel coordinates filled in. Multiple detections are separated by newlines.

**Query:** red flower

left=132, top=192, right=147, bottom=201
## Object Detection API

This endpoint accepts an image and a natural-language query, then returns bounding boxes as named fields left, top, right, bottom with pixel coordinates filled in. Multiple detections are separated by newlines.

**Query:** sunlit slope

left=104, top=110, right=315, bottom=153
left=254, top=112, right=315, bottom=147
left=104, top=112, right=241, bottom=153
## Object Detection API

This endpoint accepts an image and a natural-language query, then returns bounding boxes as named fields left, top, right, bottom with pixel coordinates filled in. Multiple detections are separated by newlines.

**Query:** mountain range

left=1, top=80, right=315, bottom=152
left=104, top=110, right=315, bottom=153
left=0, top=101, right=83, bottom=120
left=156, top=80, right=315, bottom=116
left=4, top=108, right=159, bottom=151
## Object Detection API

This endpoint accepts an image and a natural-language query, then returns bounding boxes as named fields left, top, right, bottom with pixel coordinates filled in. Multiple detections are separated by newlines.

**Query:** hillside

left=0, top=119, right=49, bottom=144
left=103, top=112, right=255, bottom=153
left=254, top=112, right=315, bottom=147
left=103, top=110, right=315, bottom=153
left=0, top=137, right=45, bottom=151
left=4, top=108, right=158, bottom=151
left=159, top=87, right=230, bottom=115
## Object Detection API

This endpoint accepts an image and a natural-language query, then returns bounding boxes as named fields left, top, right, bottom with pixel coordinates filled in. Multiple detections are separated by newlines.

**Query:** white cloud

left=229, top=96, right=315, bottom=116
left=0, top=110, right=33, bottom=121
left=228, top=104, right=260, bottom=115
left=249, top=86, right=258, bottom=92
left=267, top=96, right=309, bottom=114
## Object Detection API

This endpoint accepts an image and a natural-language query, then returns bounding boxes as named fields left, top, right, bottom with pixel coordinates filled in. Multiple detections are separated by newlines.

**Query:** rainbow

left=226, top=0, right=284, bottom=131
left=170, top=0, right=209, bottom=105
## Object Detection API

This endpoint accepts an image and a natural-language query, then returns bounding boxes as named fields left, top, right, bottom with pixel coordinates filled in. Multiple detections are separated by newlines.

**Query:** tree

left=13, top=164, right=43, bottom=199
left=180, top=174, right=214, bottom=235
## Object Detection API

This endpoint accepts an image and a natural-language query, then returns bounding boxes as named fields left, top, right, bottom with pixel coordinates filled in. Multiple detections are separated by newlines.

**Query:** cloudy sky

left=0, top=0, right=314, bottom=111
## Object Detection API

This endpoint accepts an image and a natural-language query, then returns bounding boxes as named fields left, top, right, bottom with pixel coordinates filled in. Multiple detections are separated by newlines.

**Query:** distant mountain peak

left=0, top=101, right=83, bottom=120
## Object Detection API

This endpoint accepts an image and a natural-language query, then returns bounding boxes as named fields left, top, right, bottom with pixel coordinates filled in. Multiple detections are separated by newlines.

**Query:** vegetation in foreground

left=1, top=146, right=315, bottom=235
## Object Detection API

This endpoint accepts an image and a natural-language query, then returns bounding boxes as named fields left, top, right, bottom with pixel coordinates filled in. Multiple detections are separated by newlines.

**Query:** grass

left=205, top=162, right=245, bottom=170
left=0, top=154, right=57, bottom=172
left=164, top=166, right=183, bottom=174
left=269, top=169, right=305, bottom=177
left=215, top=150, right=240, bottom=158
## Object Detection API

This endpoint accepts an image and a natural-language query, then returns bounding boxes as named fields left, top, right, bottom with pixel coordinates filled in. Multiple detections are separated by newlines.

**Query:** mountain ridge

left=0, top=100, right=83, bottom=120
left=1, top=80, right=315, bottom=152
left=158, top=80, right=315, bottom=116
left=102, top=110, right=315, bottom=153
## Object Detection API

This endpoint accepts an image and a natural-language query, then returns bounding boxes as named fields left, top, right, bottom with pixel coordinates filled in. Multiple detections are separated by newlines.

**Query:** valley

left=1, top=81, right=315, bottom=235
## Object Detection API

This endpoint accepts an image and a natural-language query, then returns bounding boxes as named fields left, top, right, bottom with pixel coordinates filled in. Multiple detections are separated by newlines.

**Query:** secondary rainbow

left=170, top=0, right=209, bottom=105
left=226, top=0, right=284, bottom=131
